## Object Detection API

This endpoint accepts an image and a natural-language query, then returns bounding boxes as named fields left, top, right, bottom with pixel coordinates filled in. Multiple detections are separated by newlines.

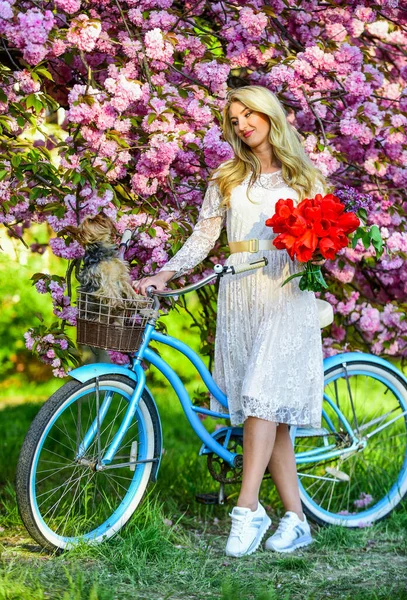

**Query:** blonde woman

left=136, top=85, right=327, bottom=557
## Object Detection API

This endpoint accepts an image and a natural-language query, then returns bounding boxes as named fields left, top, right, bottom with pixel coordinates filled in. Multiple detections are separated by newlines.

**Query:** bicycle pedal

left=195, top=493, right=228, bottom=505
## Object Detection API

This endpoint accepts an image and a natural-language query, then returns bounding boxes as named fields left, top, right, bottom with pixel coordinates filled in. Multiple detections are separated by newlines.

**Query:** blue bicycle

left=16, top=239, right=407, bottom=551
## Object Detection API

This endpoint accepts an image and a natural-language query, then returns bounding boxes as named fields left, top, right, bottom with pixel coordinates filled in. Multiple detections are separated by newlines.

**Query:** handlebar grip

left=119, top=229, right=132, bottom=247
left=146, top=285, right=157, bottom=297
left=233, top=258, right=268, bottom=274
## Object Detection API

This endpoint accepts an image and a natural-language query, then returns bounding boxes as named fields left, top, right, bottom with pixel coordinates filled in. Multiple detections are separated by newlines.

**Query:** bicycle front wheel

left=16, top=375, right=161, bottom=551
left=294, top=359, right=407, bottom=527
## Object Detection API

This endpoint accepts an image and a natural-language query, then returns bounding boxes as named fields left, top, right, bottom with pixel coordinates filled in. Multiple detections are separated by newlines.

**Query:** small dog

left=60, top=214, right=138, bottom=320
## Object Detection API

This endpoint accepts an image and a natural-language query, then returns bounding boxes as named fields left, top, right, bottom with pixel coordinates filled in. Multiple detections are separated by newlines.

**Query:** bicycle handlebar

left=147, top=257, right=268, bottom=299
left=118, top=228, right=268, bottom=300
left=118, top=229, right=133, bottom=260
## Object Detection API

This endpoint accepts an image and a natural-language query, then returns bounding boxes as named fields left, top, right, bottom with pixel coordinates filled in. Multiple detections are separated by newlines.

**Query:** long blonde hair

left=210, top=85, right=326, bottom=207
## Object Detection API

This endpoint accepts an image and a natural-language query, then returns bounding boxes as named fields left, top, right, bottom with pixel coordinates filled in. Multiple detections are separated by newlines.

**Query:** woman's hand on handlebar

left=310, top=253, right=326, bottom=266
left=133, top=271, right=176, bottom=296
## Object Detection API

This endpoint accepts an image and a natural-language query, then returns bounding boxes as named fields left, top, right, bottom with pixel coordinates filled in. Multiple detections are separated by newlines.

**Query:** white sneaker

left=264, top=511, right=313, bottom=553
left=225, top=503, right=271, bottom=558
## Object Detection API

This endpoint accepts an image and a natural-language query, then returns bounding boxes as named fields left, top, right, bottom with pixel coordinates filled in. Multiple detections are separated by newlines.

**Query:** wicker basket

left=76, top=291, right=154, bottom=353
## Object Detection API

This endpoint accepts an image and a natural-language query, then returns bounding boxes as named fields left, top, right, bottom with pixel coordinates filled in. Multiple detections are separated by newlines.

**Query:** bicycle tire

left=295, top=359, right=407, bottom=527
left=16, top=375, right=161, bottom=551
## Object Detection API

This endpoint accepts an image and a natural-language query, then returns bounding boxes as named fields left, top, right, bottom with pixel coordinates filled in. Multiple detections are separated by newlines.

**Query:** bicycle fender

left=324, top=352, right=407, bottom=386
left=69, top=363, right=162, bottom=482
left=70, top=363, right=139, bottom=384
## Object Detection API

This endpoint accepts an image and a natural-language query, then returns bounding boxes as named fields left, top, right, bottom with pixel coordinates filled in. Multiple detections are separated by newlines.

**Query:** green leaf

left=178, top=88, right=189, bottom=99
left=148, top=227, right=156, bottom=238
left=33, top=96, right=43, bottom=114
left=317, top=143, right=325, bottom=151
left=0, top=170, right=7, bottom=181
left=370, top=225, right=383, bottom=256
left=369, top=224, right=382, bottom=242
left=11, top=154, right=22, bottom=168
left=358, top=208, right=367, bottom=222
left=281, top=271, right=305, bottom=287
left=26, top=94, right=36, bottom=110
left=361, top=231, right=371, bottom=250
left=0, top=89, right=7, bottom=103
left=35, top=67, right=54, bottom=81
left=351, top=227, right=364, bottom=249
left=147, top=113, right=157, bottom=125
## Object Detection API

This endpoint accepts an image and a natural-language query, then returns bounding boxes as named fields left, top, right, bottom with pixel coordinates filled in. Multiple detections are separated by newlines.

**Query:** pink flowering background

left=1, top=0, right=407, bottom=374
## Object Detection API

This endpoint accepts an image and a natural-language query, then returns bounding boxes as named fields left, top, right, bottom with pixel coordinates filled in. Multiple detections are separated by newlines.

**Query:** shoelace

left=229, top=511, right=253, bottom=541
left=275, top=516, right=297, bottom=537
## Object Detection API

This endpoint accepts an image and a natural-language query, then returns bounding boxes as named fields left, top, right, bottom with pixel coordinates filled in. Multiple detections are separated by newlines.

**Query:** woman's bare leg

left=237, top=417, right=277, bottom=511
left=267, top=423, right=304, bottom=520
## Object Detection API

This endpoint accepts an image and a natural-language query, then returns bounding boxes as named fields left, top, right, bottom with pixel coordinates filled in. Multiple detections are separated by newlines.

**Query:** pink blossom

left=144, top=28, right=174, bottom=62
left=344, top=72, right=372, bottom=97
left=23, top=43, right=48, bottom=65
left=104, top=74, right=142, bottom=113
left=355, top=7, right=376, bottom=23
left=203, top=125, right=233, bottom=168
left=359, top=306, right=382, bottom=334
left=340, top=118, right=373, bottom=145
left=108, top=350, right=130, bottom=365
left=0, top=1, right=13, bottom=19
left=239, top=7, right=268, bottom=37
left=53, top=367, right=68, bottom=378
left=131, top=173, right=159, bottom=196
left=35, top=279, right=48, bottom=294
left=354, top=492, right=373, bottom=509
left=194, top=61, right=229, bottom=96
left=17, top=9, right=55, bottom=45
left=336, top=291, right=360, bottom=316
left=15, top=70, right=41, bottom=94
left=24, top=331, right=35, bottom=350
left=67, top=15, right=101, bottom=52
left=55, top=0, right=81, bottom=13
left=58, top=339, right=69, bottom=350
left=49, top=237, right=84, bottom=259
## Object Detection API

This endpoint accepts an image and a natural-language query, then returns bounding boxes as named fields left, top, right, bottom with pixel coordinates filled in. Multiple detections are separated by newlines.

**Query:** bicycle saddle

left=316, top=299, right=334, bottom=328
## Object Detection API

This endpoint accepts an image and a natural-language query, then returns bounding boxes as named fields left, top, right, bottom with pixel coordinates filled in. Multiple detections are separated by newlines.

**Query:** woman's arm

left=135, top=179, right=225, bottom=295
left=158, top=180, right=225, bottom=280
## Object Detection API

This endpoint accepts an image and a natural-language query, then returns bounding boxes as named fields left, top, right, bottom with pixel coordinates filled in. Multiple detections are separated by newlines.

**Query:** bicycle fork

left=75, top=363, right=146, bottom=468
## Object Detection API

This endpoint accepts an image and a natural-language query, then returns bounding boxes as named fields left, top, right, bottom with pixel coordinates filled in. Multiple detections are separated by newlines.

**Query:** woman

left=135, top=85, right=326, bottom=557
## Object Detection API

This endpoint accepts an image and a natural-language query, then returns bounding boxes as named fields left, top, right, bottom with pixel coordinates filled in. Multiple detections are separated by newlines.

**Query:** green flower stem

left=281, top=262, right=328, bottom=292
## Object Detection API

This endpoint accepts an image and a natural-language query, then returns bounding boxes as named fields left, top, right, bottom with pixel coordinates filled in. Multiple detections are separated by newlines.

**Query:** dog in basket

left=60, top=214, right=139, bottom=323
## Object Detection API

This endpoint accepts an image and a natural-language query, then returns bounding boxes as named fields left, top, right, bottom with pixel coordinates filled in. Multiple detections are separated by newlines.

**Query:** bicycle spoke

left=298, top=367, right=407, bottom=521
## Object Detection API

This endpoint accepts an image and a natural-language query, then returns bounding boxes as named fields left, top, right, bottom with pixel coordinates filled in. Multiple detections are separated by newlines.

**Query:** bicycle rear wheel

left=16, top=375, right=161, bottom=551
left=294, top=359, right=407, bottom=527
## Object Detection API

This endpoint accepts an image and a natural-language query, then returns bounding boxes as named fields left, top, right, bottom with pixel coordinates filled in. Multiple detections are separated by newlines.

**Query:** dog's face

left=60, top=214, right=117, bottom=246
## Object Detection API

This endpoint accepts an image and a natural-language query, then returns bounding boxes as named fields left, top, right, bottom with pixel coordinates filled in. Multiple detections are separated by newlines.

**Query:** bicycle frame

left=70, top=248, right=407, bottom=476
left=73, top=306, right=402, bottom=476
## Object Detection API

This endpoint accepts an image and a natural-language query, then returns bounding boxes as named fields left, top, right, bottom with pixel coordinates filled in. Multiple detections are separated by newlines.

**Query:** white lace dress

left=159, top=170, right=324, bottom=428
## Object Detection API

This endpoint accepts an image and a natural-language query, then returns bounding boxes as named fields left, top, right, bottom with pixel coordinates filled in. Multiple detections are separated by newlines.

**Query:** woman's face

left=228, top=100, right=271, bottom=149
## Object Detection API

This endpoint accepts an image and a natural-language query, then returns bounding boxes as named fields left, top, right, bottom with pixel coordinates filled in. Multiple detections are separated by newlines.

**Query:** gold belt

left=229, top=239, right=275, bottom=253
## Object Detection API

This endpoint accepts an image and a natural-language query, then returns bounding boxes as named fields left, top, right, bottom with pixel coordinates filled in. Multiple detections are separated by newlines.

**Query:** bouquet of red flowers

left=265, top=193, right=366, bottom=292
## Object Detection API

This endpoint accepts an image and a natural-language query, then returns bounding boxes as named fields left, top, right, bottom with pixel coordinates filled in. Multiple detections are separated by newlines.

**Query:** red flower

left=267, top=192, right=360, bottom=265
left=336, top=211, right=360, bottom=234
left=273, top=232, right=297, bottom=259
left=265, top=198, right=295, bottom=233
left=294, top=229, right=318, bottom=262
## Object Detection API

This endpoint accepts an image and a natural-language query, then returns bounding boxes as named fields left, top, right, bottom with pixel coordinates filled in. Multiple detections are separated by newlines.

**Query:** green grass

left=1, top=300, right=407, bottom=599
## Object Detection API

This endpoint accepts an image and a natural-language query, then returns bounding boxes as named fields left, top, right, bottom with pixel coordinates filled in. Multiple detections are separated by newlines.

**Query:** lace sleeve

left=159, top=180, right=226, bottom=279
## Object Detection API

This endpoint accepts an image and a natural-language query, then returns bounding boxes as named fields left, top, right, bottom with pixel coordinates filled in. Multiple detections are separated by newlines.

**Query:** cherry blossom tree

left=1, top=0, right=406, bottom=375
